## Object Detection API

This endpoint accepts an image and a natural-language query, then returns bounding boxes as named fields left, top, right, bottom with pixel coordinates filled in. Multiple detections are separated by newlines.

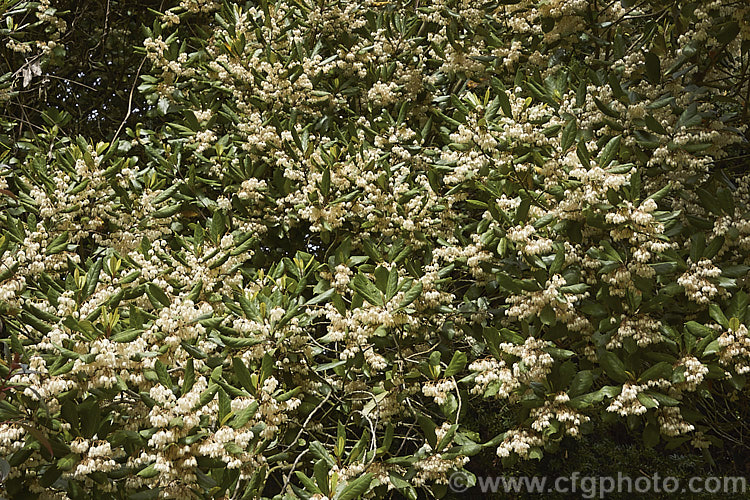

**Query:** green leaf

left=305, top=288, right=336, bottom=306
left=336, top=473, right=373, bottom=500
left=689, top=232, right=705, bottom=263
left=644, top=51, right=661, bottom=84
left=309, top=441, right=336, bottom=467
left=321, top=167, right=331, bottom=197
left=187, top=280, right=203, bottom=302
left=727, top=290, right=748, bottom=321
left=577, top=139, right=590, bottom=166
left=532, top=214, right=555, bottom=229
left=599, top=135, right=621, bottom=168
left=137, top=463, right=159, bottom=478
left=46, top=231, right=69, bottom=254
left=193, top=383, right=219, bottom=410
left=643, top=421, right=660, bottom=447
left=599, top=351, right=628, bottom=383
left=386, top=266, right=399, bottom=300
left=52, top=342, right=81, bottom=360
left=539, top=305, right=556, bottom=326
left=648, top=95, right=675, bottom=109
left=702, top=340, right=721, bottom=356
left=559, top=284, right=588, bottom=294
left=183, top=359, right=195, bottom=394
left=351, top=273, right=384, bottom=306
left=717, top=21, right=740, bottom=44
left=561, top=119, right=577, bottom=151
left=181, top=341, right=207, bottom=359
left=295, top=472, right=321, bottom=494
left=218, top=333, right=263, bottom=348
left=57, top=453, right=78, bottom=471
left=260, top=353, right=273, bottom=384
left=417, top=415, right=438, bottom=449
left=110, top=329, right=142, bottom=343
left=444, top=351, right=467, bottom=378
left=639, top=362, right=672, bottom=382
left=374, top=265, right=389, bottom=293
left=645, top=183, right=671, bottom=203
left=398, top=281, right=422, bottom=309
left=549, top=244, right=564, bottom=274
left=646, top=391, right=680, bottom=407
left=20, top=424, right=53, bottom=457
left=496, top=273, right=522, bottom=293
left=151, top=203, right=181, bottom=218
left=436, top=424, right=457, bottom=452
left=275, top=386, right=302, bottom=402
left=634, top=129, right=660, bottom=148
left=362, top=238, right=382, bottom=262
left=157, top=97, right=170, bottom=115
left=645, top=115, right=667, bottom=135
left=154, top=360, right=172, bottom=387
left=314, top=459, right=330, bottom=495
left=568, top=370, right=593, bottom=398
left=218, top=388, right=231, bottom=424
left=676, top=103, right=700, bottom=129
left=146, top=283, right=171, bottom=308
left=335, top=421, right=345, bottom=458
left=152, top=183, right=180, bottom=204
left=129, top=489, right=161, bottom=500
left=704, top=236, right=724, bottom=259
left=709, top=304, right=729, bottom=329
left=389, top=472, right=417, bottom=500
left=230, top=401, right=259, bottom=429
left=210, top=213, right=226, bottom=244
left=120, top=270, right=141, bottom=284
left=50, top=360, right=75, bottom=376
left=686, top=321, right=714, bottom=339
left=594, top=97, right=620, bottom=118
left=230, top=235, right=256, bottom=256
left=682, top=143, right=712, bottom=153
left=568, top=385, right=621, bottom=409
left=497, top=90, right=512, bottom=118
left=224, top=442, right=243, bottom=455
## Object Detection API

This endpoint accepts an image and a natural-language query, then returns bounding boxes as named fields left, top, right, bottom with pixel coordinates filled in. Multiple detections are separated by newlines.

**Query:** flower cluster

left=718, top=324, right=750, bottom=374
left=0, top=0, right=749, bottom=497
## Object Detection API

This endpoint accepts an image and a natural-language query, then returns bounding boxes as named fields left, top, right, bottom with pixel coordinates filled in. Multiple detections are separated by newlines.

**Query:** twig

left=282, top=392, right=332, bottom=453
left=111, top=56, right=147, bottom=144
left=43, top=75, right=98, bottom=91
left=281, top=448, right=308, bottom=495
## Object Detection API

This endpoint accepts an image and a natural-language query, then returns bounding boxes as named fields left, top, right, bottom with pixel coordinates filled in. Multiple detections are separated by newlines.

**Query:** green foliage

left=0, top=0, right=749, bottom=498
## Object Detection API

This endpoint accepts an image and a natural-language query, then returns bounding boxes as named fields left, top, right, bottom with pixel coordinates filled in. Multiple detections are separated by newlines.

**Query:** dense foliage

left=0, top=0, right=749, bottom=498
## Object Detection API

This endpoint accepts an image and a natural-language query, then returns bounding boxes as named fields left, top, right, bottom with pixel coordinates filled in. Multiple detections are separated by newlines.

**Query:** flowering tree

left=0, top=0, right=749, bottom=498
